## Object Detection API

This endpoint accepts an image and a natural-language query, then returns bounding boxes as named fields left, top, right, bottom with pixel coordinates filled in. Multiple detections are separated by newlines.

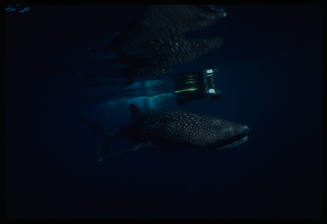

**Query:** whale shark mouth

left=217, top=134, right=249, bottom=150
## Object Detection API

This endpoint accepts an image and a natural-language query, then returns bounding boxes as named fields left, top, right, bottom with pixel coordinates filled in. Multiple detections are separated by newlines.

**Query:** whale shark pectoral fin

left=105, top=142, right=153, bottom=160
left=80, top=116, right=116, bottom=138
left=97, top=131, right=117, bottom=163
left=129, top=104, right=140, bottom=120
left=80, top=116, right=121, bottom=163
left=88, top=31, right=121, bottom=56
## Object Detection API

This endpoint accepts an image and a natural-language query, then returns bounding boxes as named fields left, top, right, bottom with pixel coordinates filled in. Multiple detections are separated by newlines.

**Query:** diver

left=173, top=68, right=221, bottom=105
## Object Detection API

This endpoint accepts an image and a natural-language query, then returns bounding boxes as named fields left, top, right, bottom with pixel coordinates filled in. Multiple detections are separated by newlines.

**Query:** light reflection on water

left=87, top=79, right=175, bottom=110
left=104, top=92, right=175, bottom=111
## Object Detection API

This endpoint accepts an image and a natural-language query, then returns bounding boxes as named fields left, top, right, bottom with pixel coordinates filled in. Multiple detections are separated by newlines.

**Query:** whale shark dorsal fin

left=129, top=104, right=140, bottom=120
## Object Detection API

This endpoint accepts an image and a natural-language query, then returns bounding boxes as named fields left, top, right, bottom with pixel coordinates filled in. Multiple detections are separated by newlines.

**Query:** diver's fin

left=129, top=104, right=140, bottom=120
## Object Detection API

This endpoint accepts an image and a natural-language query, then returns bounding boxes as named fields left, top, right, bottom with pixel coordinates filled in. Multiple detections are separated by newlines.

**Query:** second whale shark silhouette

left=89, top=5, right=227, bottom=85
left=82, top=104, right=249, bottom=162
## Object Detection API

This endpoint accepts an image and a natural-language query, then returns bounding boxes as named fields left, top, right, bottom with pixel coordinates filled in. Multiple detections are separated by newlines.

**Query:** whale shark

left=88, top=5, right=227, bottom=85
left=82, top=104, right=249, bottom=162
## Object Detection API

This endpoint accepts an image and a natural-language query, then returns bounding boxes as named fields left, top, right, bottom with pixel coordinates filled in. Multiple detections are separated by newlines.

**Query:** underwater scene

left=4, top=3, right=323, bottom=220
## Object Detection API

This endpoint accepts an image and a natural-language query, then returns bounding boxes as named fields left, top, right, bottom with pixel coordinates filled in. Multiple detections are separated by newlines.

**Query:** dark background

left=4, top=4, right=323, bottom=219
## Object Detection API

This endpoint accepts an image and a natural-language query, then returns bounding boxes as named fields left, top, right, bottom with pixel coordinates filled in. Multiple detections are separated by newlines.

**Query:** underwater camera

left=173, top=68, right=221, bottom=104
left=203, top=68, right=221, bottom=99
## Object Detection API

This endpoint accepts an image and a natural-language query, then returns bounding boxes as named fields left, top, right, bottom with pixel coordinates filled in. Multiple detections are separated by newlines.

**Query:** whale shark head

left=208, top=119, right=249, bottom=150
left=160, top=114, right=250, bottom=150
left=127, top=106, right=249, bottom=150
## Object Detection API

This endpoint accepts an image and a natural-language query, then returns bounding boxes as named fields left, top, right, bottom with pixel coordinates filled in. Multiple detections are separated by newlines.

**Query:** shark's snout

left=239, top=125, right=250, bottom=135
left=214, top=121, right=250, bottom=149
left=230, top=124, right=250, bottom=141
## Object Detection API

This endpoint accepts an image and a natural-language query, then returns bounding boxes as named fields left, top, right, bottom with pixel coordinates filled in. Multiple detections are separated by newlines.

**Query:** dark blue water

left=4, top=4, right=323, bottom=219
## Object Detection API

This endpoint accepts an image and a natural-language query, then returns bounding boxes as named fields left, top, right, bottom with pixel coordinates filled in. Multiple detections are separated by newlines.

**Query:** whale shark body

left=82, top=105, right=249, bottom=162
left=123, top=105, right=249, bottom=149
left=89, top=5, right=227, bottom=84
